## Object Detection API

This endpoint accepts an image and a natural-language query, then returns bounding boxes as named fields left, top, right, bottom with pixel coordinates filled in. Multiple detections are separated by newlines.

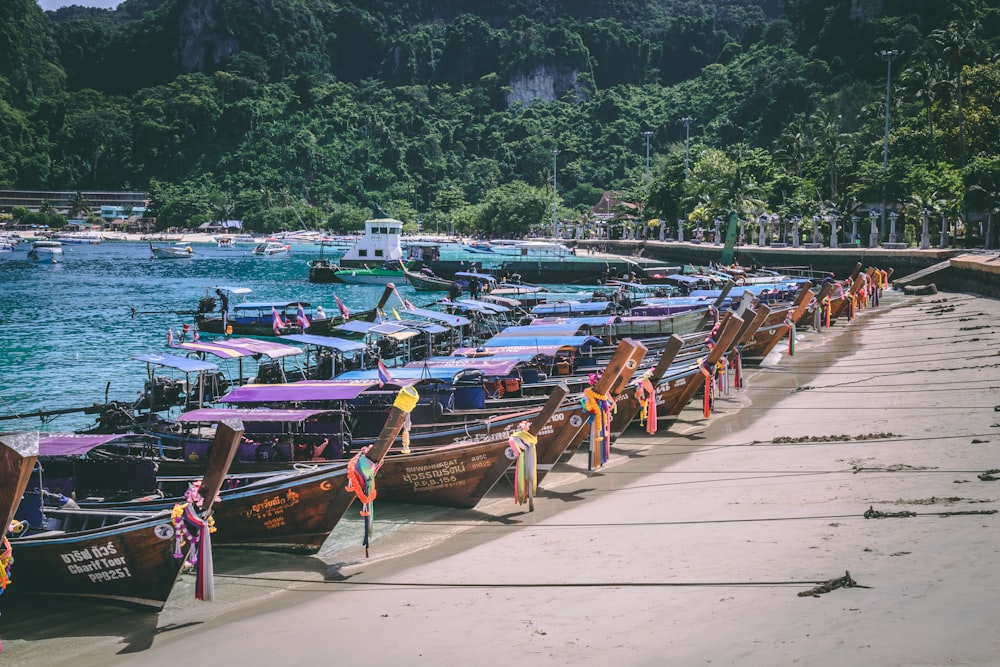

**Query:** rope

left=797, top=571, right=869, bottom=597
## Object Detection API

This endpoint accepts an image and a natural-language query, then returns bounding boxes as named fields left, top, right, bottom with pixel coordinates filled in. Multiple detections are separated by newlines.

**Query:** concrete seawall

left=577, top=239, right=1000, bottom=298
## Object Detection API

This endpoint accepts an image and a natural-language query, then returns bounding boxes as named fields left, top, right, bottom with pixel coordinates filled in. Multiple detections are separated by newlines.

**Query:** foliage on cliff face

left=0, top=0, right=997, bottom=237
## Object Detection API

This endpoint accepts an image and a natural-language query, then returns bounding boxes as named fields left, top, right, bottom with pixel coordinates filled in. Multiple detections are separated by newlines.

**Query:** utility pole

left=879, top=49, right=902, bottom=245
left=551, top=148, right=559, bottom=239
left=680, top=117, right=694, bottom=180
left=642, top=131, right=653, bottom=241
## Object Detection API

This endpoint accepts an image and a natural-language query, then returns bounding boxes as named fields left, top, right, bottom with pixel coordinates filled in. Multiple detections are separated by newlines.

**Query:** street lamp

left=870, top=210, right=880, bottom=248
left=758, top=214, right=768, bottom=246
left=641, top=131, right=653, bottom=241
left=888, top=211, right=899, bottom=246
left=681, top=117, right=694, bottom=180
left=791, top=215, right=801, bottom=248
left=920, top=208, right=931, bottom=249
left=551, top=148, right=559, bottom=239
left=850, top=215, right=859, bottom=245
left=878, top=49, right=902, bottom=244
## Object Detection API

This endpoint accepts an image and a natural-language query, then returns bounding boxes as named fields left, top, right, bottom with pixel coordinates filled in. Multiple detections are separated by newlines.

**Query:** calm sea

left=0, top=240, right=441, bottom=433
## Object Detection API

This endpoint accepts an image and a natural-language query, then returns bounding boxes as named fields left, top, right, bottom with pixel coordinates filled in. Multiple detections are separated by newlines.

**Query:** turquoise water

left=0, top=240, right=435, bottom=433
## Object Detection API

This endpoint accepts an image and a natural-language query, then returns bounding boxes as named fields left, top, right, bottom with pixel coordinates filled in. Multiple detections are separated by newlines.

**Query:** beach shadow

left=536, top=487, right=596, bottom=503
left=213, top=549, right=330, bottom=578
left=0, top=593, right=165, bottom=654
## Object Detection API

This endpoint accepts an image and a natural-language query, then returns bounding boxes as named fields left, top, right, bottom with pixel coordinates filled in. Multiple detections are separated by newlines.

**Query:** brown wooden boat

left=6, top=422, right=241, bottom=610
left=67, top=394, right=421, bottom=553
left=657, top=313, right=745, bottom=418
left=376, top=384, right=570, bottom=508
left=533, top=338, right=649, bottom=475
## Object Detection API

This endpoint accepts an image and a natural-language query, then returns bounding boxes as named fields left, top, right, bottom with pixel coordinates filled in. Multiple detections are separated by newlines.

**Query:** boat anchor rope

left=797, top=571, right=868, bottom=597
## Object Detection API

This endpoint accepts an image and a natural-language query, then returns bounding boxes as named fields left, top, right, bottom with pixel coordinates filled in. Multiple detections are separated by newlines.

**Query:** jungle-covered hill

left=2, top=0, right=998, bottom=240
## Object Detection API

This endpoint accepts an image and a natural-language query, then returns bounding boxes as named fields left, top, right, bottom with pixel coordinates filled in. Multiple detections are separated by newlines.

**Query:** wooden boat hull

left=195, top=314, right=338, bottom=337
left=376, top=438, right=516, bottom=508
left=403, top=268, right=453, bottom=291
left=9, top=512, right=185, bottom=610
left=80, top=464, right=356, bottom=554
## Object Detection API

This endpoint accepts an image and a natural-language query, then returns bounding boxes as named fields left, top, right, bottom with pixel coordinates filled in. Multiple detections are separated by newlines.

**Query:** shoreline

left=4, top=287, right=999, bottom=665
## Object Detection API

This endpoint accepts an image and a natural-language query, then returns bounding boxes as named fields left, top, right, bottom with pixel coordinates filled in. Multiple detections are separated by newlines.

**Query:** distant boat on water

left=252, top=241, right=291, bottom=256
left=27, top=240, right=63, bottom=260
left=149, top=241, right=193, bottom=259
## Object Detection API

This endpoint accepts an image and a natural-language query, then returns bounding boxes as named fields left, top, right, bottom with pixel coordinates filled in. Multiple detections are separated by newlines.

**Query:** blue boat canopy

left=484, top=335, right=601, bottom=351
left=132, top=353, right=219, bottom=373
left=336, top=367, right=477, bottom=382
left=454, top=271, right=497, bottom=282
left=280, top=334, right=367, bottom=353
left=530, top=316, right=621, bottom=328
left=399, top=306, right=470, bottom=327
left=235, top=301, right=312, bottom=310
left=665, top=274, right=702, bottom=285
left=531, top=301, right=617, bottom=315
left=493, top=323, right=591, bottom=337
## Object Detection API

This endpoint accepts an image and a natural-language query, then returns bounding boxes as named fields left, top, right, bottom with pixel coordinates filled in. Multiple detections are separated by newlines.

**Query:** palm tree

left=67, top=191, right=91, bottom=219
left=775, top=120, right=811, bottom=178
left=810, top=110, right=846, bottom=201
left=899, top=60, right=946, bottom=164
left=931, top=20, right=980, bottom=169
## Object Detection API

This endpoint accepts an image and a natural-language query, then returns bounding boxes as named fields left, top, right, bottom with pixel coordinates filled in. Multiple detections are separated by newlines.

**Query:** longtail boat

left=657, top=313, right=745, bottom=419
left=6, top=422, right=242, bottom=610
left=534, top=338, right=648, bottom=475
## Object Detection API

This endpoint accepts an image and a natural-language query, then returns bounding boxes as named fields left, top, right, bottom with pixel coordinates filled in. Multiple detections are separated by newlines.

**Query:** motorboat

left=27, top=240, right=63, bottom=259
left=252, top=241, right=290, bottom=256
left=149, top=241, right=193, bottom=259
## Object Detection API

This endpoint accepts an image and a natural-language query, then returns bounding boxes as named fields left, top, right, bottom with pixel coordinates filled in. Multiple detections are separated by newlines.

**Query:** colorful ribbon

left=636, top=373, right=657, bottom=435
left=347, top=446, right=382, bottom=557
left=508, top=423, right=538, bottom=505
left=582, top=387, right=613, bottom=469
left=170, top=501, right=217, bottom=601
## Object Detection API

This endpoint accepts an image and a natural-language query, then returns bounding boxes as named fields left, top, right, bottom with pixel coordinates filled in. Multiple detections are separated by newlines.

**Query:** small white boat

left=150, top=241, right=194, bottom=259
left=252, top=241, right=290, bottom=256
left=27, top=240, right=63, bottom=259
left=53, top=232, right=102, bottom=245
left=216, top=236, right=236, bottom=249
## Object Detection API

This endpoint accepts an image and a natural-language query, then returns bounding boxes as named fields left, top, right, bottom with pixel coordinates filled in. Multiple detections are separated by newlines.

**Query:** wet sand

left=3, top=289, right=1000, bottom=666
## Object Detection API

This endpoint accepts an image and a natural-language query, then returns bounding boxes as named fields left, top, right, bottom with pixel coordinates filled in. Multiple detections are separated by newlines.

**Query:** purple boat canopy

left=38, top=433, right=143, bottom=456
left=220, top=378, right=417, bottom=403
left=406, top=357, right=524, bottom=375
left=173, top=337, right=303, bottom=359
left=177, top=408, right=338, bottom=423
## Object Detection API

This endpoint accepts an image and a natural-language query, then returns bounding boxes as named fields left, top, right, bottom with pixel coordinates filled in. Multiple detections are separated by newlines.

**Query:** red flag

left=377, top=359, right=393, bottom=387
left=334, top=293, right=350, bottom=321
left=272, top=306, right=286, bottom=334
left=296, top=303, right=310, bottom=330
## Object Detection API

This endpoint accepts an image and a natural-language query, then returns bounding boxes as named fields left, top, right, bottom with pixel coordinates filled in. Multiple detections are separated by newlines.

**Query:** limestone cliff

left=505, top=64, right=585, bottom=108
left=175, top=0, right=238, bottom=73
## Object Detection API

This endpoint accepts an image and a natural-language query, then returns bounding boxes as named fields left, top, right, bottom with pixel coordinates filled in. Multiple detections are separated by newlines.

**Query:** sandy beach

left=3, top=287, right=999, bottom=666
